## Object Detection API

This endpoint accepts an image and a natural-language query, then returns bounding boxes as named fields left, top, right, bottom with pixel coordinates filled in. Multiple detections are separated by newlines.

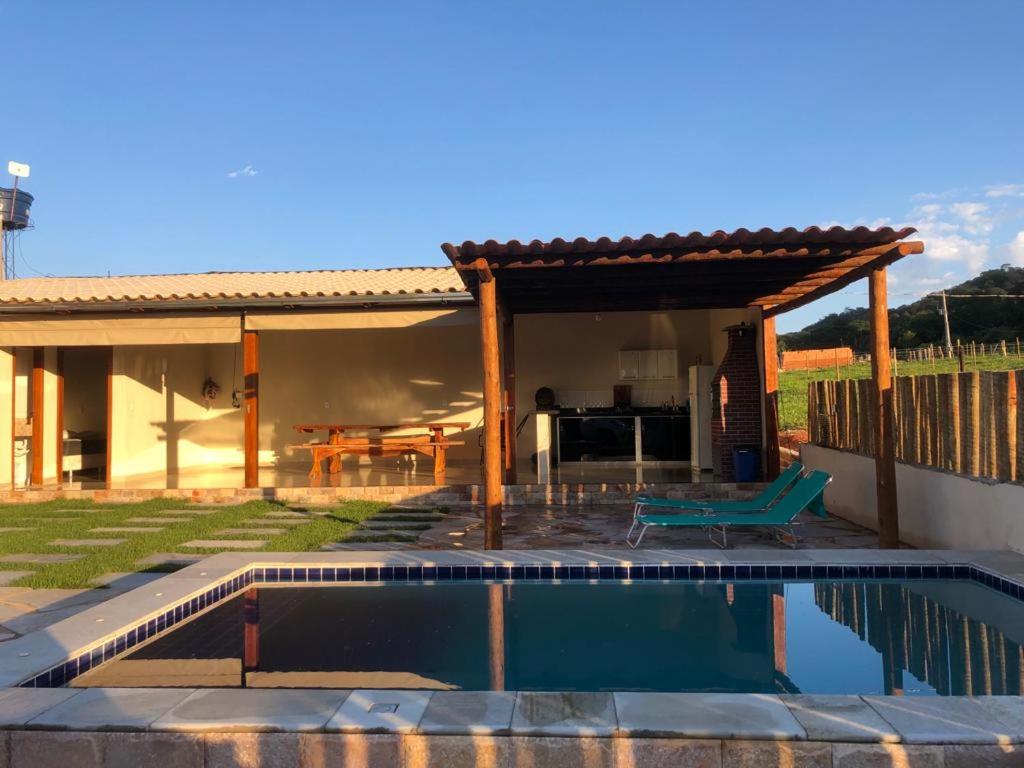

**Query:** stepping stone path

left=0, top=527, right=34, bottom=533
left=155, top=508, right=219, bottom=515
left=127, top=517, right=192, bottom=524
left=90, top=527, right=165, bottom=534
left=0, top=571, right=32, bottom=586
left=137, top=552, right=204, bottom=567
left=361, top=520, right=432, bottom=531
left=264, top=511, right=314, bottom=519
left=180, top=539, right=267, bottom=550
left=49, top=538, right=125, bottom=547
left=245, top=518, right=307, bottom=526
left=213, top=528, right=286, bottom=536
left=0, top=553, right=84, bottom=564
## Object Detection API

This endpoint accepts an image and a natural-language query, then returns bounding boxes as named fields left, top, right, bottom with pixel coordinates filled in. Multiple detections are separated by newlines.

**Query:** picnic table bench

left=292, top=422, right=470, bottom=484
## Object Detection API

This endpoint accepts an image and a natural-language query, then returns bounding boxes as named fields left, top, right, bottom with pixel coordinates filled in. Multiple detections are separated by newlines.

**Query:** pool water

left=121, top=580, right=1024, bottom=695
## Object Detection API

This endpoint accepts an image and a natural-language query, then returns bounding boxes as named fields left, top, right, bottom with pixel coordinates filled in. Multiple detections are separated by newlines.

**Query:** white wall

left=802, top=443, right=1024, bottom=553
left=110, top=344, right=243, bottom=481
left=260, top=324, right=484, bottom=466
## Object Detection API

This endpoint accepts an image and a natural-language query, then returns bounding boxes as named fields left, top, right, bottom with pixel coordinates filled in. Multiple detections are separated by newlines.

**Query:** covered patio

left=0, top=225, right=924, bottom=550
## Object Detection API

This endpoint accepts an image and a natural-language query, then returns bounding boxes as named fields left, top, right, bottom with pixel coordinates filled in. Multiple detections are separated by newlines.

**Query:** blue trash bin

left=732, top=446, right=761, bottom=482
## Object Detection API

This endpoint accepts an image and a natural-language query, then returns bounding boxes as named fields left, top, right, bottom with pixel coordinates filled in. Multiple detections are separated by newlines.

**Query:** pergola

left=441, top=226, right=925, bottom=550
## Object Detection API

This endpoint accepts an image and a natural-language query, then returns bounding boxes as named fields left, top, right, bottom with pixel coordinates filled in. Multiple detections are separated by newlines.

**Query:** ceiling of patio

left=441, top=226, right=924, bottom=316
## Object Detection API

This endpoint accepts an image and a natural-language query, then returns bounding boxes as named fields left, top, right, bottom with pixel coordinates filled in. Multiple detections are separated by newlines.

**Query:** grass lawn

left=779, top=354, right=1024, bottom=432
left=0, top=498, right=399, bottom=589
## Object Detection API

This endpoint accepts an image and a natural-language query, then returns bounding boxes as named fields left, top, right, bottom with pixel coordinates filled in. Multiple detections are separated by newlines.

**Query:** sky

left=3, top=1, right=1023, bottom=333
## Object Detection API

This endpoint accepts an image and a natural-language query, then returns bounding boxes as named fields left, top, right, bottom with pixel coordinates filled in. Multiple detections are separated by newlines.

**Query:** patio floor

left=414, top=503, right=879, bottom=550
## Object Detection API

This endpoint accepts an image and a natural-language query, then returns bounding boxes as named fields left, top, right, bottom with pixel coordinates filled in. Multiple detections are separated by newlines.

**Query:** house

left=0, top=226, right=923, bottom=546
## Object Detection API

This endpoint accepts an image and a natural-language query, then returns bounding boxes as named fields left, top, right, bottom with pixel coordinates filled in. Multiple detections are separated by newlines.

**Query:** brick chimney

left=711, top=322, right=763, bottom=481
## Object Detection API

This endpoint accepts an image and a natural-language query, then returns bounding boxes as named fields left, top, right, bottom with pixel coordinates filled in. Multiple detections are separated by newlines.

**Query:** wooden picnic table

left=292, top=422, right=471, bottom=484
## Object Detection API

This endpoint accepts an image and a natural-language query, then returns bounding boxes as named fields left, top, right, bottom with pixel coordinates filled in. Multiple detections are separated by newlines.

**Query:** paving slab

left=976, top=697, right=1024, bottom=741
left=417, top=691, right=516, bottom=735
left=152, top=688, right=350, bottom=732
left=213, top=528, right=286, bottom=536
left=136, top=552, right=205, bottom=567
left=28, top=687, right=194, bottom=731
left=264, top=511, right=317, bottom=519
left=0, top=571, right=31, bottom=587
left=126, top=516, right=192, bottom=524
left=180, top=539, right=267, bottom=549
left=48, top=538, right=125, bottom=547
left=91, top=571, right=165, bottom=590
left=0, top=688, right=79, bottom=726
left=511, top=692, right=617, bottom=736
left=782, top=695, right=900, bottom=743
left=326, top=690, right=432, bottom=733
left=0, top=553, right=83, bottom=564
left=154, top=508, right=220, bottom=515
left=0, top=527, right=34, bottom=533
left=866, top=695, right=1019, bottom=744
left=89, top=527, right=164, bottom=533
left=245, top=518, right=308, bottom=526
left=615, top=692, right=805, bottom=740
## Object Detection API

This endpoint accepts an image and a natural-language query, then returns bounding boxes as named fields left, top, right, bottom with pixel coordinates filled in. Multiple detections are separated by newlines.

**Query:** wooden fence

left=808, top=370, right=1023, bottom=483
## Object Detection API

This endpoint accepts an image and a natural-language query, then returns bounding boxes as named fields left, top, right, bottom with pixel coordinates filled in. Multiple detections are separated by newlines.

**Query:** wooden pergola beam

left=763, top=242, right=924, bottom=318
left=452, top=243, right=914, bottom=271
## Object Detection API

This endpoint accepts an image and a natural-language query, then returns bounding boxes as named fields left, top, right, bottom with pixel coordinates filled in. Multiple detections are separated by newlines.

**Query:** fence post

left=1007, top=371, right=1018, bottom=483
left=969, top=371, right=981, bottom=477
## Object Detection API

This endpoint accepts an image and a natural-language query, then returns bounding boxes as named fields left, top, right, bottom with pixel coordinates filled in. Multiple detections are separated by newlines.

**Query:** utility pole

left=940, top=290, right=953, bottom=356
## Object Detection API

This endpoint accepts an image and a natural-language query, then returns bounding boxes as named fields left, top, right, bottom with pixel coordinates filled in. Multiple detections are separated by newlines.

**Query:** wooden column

left=56, top=349, right=64, bottom=484
left=762, top=315, right=781, bottom=480
left=31, top=347, right=44, bottom=486
left=869, top=267, right=900, bottom=548
left=502, top=314, right=517, bottom=485
left=106, top=347, right=114, bottom=488
left=243, top=330, right=260, bottom=489
left=477, top=259, right=503, bottom=549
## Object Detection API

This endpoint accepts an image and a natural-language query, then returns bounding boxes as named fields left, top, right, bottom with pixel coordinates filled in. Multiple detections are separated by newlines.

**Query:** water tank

left=0, top=187, right=33, bottom=229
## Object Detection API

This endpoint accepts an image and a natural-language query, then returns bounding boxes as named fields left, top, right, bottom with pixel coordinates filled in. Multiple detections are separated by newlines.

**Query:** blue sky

left=4, top=1, right=1023, bottom=332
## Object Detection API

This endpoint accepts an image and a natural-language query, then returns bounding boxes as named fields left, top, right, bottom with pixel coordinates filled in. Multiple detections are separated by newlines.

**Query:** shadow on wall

left=260, top=327, right=485, bottom=471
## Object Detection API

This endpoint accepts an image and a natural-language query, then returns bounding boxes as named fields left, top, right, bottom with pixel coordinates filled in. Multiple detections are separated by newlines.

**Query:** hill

left=780, top=265, right=1024, bottom=352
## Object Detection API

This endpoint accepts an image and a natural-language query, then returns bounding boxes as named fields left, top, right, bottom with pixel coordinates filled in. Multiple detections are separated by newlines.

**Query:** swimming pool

left=47, top=559, right=1024, bottom=696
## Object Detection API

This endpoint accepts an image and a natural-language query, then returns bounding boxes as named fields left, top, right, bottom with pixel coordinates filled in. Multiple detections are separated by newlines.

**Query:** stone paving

left=416, top=503, right=879, bottom=550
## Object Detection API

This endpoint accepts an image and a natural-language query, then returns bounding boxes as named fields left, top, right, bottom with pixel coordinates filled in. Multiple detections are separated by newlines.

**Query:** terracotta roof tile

left=0, top=266, right=466, bottom=307
left=443, top=225, right=918, bottom=260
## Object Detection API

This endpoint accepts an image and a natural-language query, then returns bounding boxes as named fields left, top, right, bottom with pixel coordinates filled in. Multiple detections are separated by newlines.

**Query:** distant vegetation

left=780, top=266, right=1024, bottom=353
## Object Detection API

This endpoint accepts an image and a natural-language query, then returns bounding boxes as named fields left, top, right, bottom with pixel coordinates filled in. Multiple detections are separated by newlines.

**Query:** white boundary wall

left=802, top=443, right=1024, bottom=553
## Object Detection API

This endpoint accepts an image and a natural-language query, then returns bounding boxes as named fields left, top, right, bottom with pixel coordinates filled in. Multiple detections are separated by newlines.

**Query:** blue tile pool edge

left=18, top=559, right=1021, bottom=689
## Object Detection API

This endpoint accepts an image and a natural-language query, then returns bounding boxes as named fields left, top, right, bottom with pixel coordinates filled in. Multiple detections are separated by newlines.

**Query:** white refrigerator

left=688, top=365, right=715, bottom=471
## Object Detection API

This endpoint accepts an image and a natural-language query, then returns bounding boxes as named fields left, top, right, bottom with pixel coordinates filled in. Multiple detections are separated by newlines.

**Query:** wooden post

left=477, top=260, right=503, bottom=549
left=56, top=349, right=64, bottom=485
left=772, top=589, right=787, bottom=676
left=502, top=314, right=517, bottom=485
left=869, top=268, right=900, bottom=548
left=762, top=315, right=781, bottom=480
left=106, top=347, right=114, bottom=488
left=31, top=347, right=44, bottom=487
left=243, top=330, right=260, bottom=489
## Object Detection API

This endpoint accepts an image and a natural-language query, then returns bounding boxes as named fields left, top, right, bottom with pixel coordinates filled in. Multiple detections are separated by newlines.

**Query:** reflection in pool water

left=89, top=580, right=1024, bottom=695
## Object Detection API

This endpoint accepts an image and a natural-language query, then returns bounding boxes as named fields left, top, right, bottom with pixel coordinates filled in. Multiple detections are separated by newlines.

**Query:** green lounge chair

left=634, top=461, right=805, bottom=517
left=625, top=470, right=832, bottom=549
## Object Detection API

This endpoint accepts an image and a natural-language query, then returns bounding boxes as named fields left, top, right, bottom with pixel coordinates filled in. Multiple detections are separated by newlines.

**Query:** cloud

left=985, top=184, right=1024, bottom=199
left=1010, top=231, right=1024, bottom=267
left=227, top=164, right=258, bottom=179
left=948, top=201, right=993, bottom=235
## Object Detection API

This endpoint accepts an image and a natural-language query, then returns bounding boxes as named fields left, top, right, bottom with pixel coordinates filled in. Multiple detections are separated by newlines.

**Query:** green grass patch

left=0, top=498, right=388, bottom=589
left=778, top=354, right=1024, bottom=432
